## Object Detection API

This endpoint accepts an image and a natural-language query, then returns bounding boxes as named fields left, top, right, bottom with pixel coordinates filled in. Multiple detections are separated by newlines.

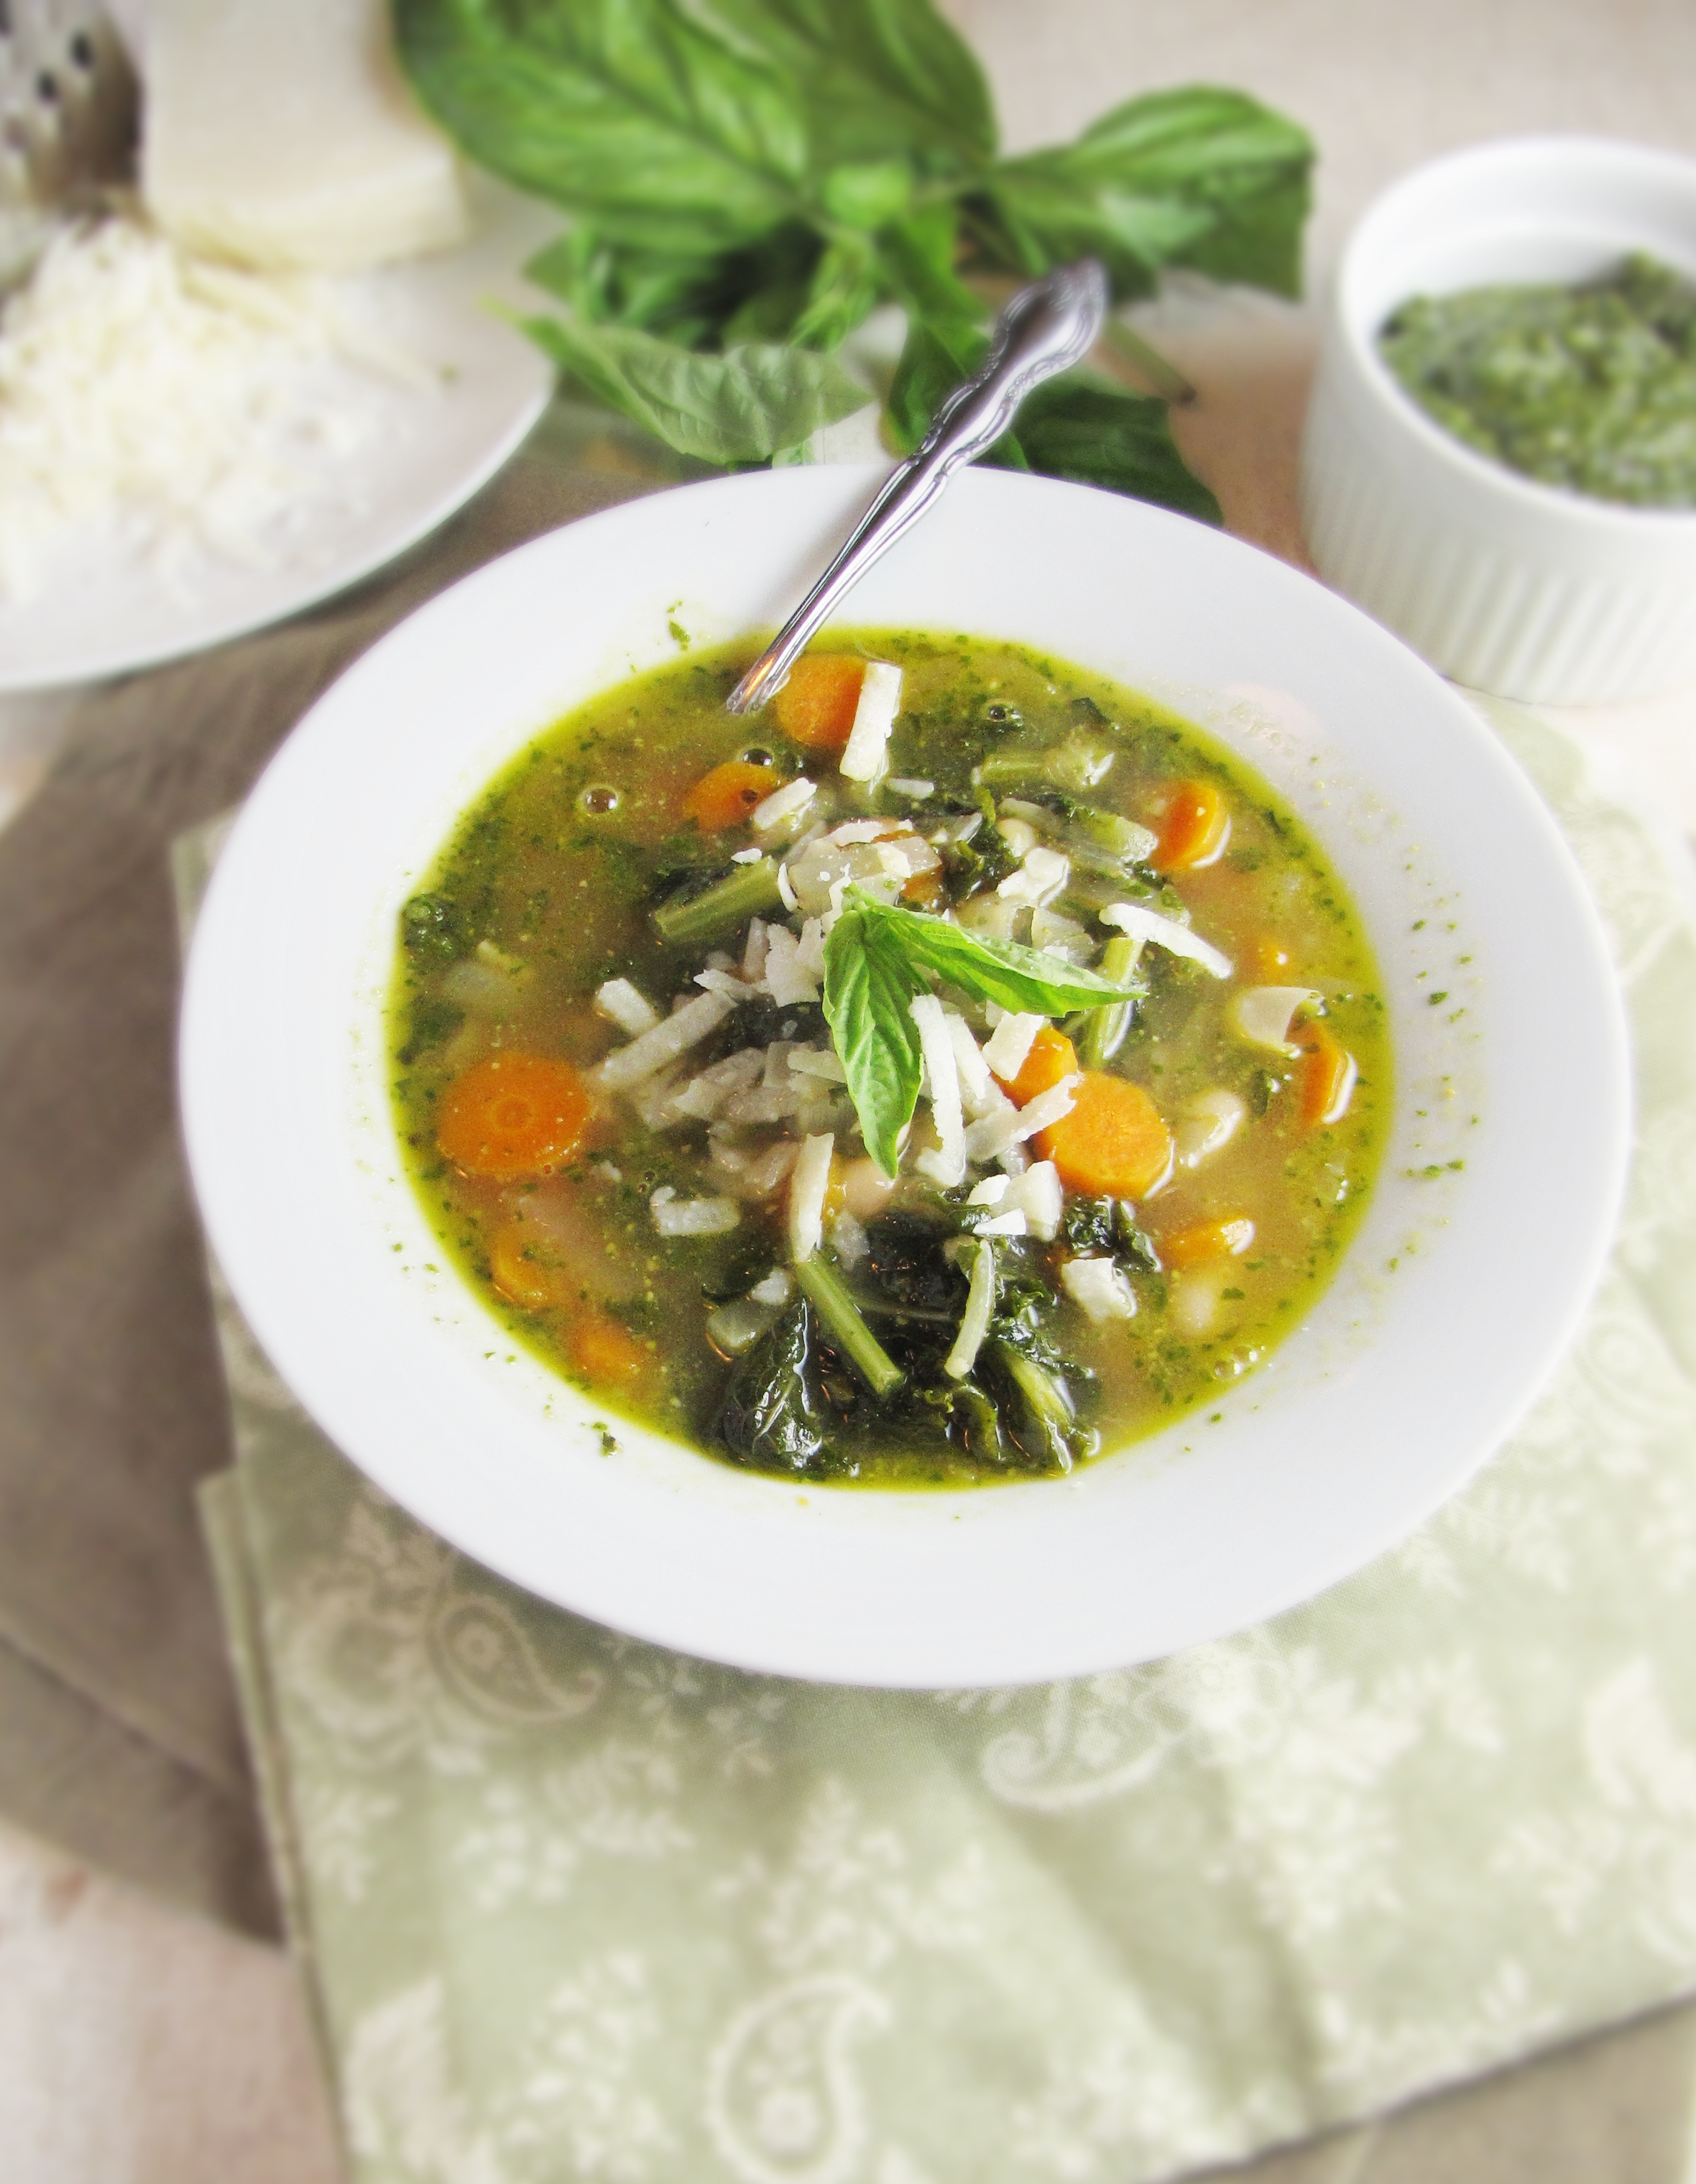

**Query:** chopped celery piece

left=652, top=857, right=784, bottom=947
left=977, top=733, right=1115, bottom=796
left=1069, top=808, right=1158, bottom=865
left=1079, top=934, right=1146, bottom=1067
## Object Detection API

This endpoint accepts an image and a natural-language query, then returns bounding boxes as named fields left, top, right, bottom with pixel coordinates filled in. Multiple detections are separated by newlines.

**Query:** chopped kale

left=1061, top=1197, right=1161, bottom=1271
left=863, top=1213, right=967, bottom=1316
left=397, top=995, right=464, bottom=1065
left=941, top=820, right=1019, bottom=900
left=400, top=893, right=468, bottom=960
left=718, top=1301, right=830, bottom=1472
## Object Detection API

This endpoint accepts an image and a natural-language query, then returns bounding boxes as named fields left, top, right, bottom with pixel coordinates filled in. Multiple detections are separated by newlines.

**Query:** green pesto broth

left=390, top=632, right=1390, bottom=1487
left=1378, top=252, right=1696, bottom=508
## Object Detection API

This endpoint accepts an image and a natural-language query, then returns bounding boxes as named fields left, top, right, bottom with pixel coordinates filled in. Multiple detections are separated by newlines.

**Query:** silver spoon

left=726, top=259, right=1108, bottom=716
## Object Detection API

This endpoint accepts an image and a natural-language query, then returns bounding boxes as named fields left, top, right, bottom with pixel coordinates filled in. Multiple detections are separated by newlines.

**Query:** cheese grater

left=0, top=1, right=137, bottom=284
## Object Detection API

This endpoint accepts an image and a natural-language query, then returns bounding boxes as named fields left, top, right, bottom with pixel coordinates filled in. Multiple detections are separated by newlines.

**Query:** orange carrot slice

left=773, top=655, right=866, bottom=750
left=1161, top=1216, right=1255, bottom=1268
left=1035, top=1072, right=1172, bottom=1199
left=437, top=1053, right=593, bottom=1179
left=571, top=1312, right=649, bottom=1386
left=1296, top=1023, right=1358, bottom=1126
left=682, top=760, right=780, bottom=832
left=488, top=1222, right=568, bottom=1309
left=995, top=1023, right=1078, bottom=1107
left=1151, top=778, right=1230, bottom=871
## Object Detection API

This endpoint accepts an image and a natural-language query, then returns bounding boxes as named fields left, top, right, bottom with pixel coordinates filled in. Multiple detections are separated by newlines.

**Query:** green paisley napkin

left=190, top=699, right=1696, bottom=2184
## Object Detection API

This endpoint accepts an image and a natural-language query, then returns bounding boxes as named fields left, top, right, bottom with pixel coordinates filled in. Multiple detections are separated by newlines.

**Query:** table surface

left=4, top=4, right=1696, bottom=2180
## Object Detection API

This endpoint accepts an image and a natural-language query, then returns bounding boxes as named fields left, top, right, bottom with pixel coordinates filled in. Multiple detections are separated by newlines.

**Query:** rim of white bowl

left=1335, top=133, right=1696, bottom=535
left=179, top=465, right=1632, bottom=1687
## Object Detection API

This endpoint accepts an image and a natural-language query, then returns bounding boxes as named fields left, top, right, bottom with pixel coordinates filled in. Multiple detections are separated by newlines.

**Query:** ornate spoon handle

left=726, top=259, right=1108, bottom=717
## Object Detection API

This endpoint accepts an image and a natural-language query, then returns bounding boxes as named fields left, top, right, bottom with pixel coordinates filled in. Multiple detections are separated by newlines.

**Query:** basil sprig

left=396, top=0, right=1312, bottom=512
left=822, top=890, right=1136, bottom=1176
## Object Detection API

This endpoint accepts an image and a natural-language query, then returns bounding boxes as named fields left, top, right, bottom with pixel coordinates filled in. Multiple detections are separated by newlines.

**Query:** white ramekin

left=1300, top=137, right=1696, bottom=706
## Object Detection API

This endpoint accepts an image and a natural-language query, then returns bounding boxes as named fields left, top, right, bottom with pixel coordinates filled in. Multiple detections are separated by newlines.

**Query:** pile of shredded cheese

left=0, top=213, right=420, bottom=599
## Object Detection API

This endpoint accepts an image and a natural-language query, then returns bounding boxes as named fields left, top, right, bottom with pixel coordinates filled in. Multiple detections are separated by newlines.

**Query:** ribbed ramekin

left=1301, top=137, right=1696, bottom=706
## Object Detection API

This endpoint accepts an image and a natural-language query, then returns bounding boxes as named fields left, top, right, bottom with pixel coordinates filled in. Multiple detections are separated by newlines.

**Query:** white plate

left=180, top=466, right=1631, bottom=1687
left=0, top=175, right=553, bottom=692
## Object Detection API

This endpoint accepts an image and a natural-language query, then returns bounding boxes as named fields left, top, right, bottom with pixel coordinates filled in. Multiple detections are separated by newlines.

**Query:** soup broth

left=391, top=632, right=1389, bottom=1486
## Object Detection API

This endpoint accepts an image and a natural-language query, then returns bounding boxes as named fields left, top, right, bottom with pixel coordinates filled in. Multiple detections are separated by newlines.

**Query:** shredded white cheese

left=1061, top=1256, right=1138, bottom=1323
left=997, top=843, right=1071, bottom=908
left=0, top=214, right=420, bottom=600
left=830, top=1211, right=871, bottom=1266
left=946, top=1013, right=995, bottom=1113
left=1006, top=1159, right=1064, bottom=1241
left=839, top=660, right=903, bottom=782
left=911, top=993, right=966, bottom=1186
left=1101, top=902, right=1234, bottom=980
left=763, top=926, right=821, bottom=1006
left=650, top=1187, right=741, bottom=1237
left=788, top=1047, right=848, bottom=1082
left=788, top=1133, right=834, bottom=1262
left=982, top=1012, right=1043, bottom=1082
left=963, top=1072, right=1080, bottom=1164
left=595, top=990, right=735, bottom=1089
left=752, top=777, right=816, bottom=833
left=594, top=977, right=660, bottom=1036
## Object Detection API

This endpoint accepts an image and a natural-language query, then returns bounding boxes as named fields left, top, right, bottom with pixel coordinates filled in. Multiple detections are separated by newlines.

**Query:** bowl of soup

left=179, top=464, right=1628, bottom=1686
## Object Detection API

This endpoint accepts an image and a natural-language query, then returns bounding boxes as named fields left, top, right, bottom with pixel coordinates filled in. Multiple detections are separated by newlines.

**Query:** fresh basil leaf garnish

left=856, top=893, right=1139, bottom=1015
left=822, top=890, right=1139, bottom=1172
left=821, top=901, right=928, bottom=1176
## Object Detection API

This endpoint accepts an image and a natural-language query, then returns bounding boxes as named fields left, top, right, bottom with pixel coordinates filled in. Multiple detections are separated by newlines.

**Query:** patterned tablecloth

left=183, top=691, right=1696, bottom=2184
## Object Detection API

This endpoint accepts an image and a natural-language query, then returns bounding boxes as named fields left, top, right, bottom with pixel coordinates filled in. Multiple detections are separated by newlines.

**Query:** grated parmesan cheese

left=0, top=213, right=420, bottom=599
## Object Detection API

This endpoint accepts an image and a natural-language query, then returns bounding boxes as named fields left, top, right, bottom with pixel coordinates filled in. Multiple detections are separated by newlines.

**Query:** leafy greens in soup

left=391, top=633, right=1389, bottom=1485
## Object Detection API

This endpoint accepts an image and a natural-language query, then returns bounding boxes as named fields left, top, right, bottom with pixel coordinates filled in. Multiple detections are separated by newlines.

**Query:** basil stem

left=652, top=858, right=784, bottom=948
left=794, top=1255, right=905, bottom=1399
left=1079, top=934, right=1145, bottom=1068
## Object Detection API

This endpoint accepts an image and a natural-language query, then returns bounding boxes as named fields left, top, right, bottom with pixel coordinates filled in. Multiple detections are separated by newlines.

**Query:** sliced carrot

left=901, top=867, right=948, bottom=912
left=1295, top=1022, right=1358, bottom=1127
left=1035, top=1072, right=1173, bottom=1199
left=1161, top=1216, right=1255, bottom=1268
left=773, top=655, right=866, bottom=750
left=489, top=1222, right=572, bottom=1309
left=436, top=1053, right=593, bottom=1179
left=682, top=759, right=780, bottom=832
left=995, top=1023, right=1078, bottom=1107
left=571, top=1312, right=649, bottom=1386
left=1251, top=934, right=1294, bottom=979
left=1151, top=778, right=1230, bottom=872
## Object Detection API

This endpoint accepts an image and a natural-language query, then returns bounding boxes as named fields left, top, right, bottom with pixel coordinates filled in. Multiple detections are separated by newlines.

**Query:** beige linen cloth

left=0, top=405, right=691, bottom=1936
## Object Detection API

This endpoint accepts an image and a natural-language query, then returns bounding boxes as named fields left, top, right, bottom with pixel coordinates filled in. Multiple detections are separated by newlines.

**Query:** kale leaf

left=718, top=1300, right=830, bottom=1472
